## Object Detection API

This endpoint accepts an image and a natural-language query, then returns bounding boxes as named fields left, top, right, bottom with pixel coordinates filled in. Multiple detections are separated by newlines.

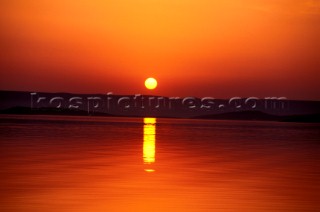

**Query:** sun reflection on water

left=143, top=117, right=156, bottom=172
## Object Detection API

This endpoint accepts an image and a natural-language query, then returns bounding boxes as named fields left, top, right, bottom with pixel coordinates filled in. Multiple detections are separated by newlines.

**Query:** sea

left=0, top=115, right=319, bottom=212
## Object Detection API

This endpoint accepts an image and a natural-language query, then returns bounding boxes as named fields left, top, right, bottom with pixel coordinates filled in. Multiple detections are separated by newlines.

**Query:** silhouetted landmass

left=0, top=106, right=114, bottom=116
left=193, top=111, right=320, bottom=123
left=194, top=111, right=279, bottom=121
left=1, top=90, right=320, bottom=122
left=280, top=113, right=320, bottom=123
left=1, top=106, right=320, bottom=123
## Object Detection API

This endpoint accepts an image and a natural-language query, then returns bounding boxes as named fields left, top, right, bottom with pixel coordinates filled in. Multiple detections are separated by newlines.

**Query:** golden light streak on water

left=143, top=117, right=156, bottom=172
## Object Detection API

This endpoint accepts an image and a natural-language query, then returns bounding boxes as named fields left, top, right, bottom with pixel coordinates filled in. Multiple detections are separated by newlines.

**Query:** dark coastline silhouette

left=1, top=90, right=320, bottom=122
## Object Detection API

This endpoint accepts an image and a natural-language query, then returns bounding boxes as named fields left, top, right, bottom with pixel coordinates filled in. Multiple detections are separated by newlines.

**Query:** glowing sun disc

left=145, top=77, right=157, bottom=90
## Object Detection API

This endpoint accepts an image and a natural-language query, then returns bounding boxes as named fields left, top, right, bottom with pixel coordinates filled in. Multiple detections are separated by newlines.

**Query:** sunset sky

left=1, top=0, right=319, bottom=99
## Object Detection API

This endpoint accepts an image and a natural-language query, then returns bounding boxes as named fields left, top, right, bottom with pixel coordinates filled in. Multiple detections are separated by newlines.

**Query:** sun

left=145, top=77, right=157, bottom=90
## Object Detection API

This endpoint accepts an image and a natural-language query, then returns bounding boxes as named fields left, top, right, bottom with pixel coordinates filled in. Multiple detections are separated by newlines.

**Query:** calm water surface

left=0, top=115, right=319, bottom=212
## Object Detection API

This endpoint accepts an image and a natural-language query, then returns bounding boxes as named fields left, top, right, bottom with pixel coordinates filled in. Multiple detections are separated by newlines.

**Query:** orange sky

left=0, top=0, right=319, bottom=99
